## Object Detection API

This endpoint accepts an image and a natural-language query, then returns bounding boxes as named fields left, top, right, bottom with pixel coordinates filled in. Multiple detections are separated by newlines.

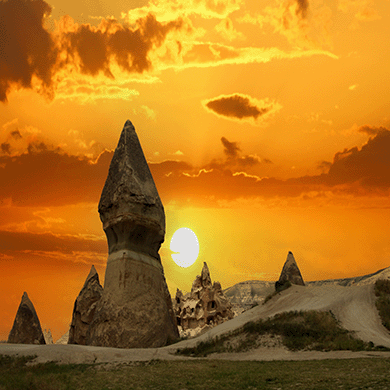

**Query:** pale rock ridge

left=68, top=265, right=103, bottom=345
left=276, top=251, right=305, bottom=288
left=55, top=330, right=69, bottom=345
left=43, top=329, right=53, bottom=344
left=86, top=120, right=178, bottom=348
left=174, top=262, right=234, bottom=338
left=7, top=292, right=46, bottom=345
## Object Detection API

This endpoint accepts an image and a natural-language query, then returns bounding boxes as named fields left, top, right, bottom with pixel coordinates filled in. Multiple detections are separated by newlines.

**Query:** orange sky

left=1, top=0, right=390, bottom=341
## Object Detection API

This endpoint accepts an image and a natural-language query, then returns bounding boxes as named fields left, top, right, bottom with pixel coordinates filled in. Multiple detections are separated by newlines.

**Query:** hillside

left=224, top=266, right=390, bottom=314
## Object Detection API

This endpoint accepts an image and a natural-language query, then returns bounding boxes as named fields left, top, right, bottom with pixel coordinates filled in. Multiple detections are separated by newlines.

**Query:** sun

left=170, top=227, right=199, bottom=268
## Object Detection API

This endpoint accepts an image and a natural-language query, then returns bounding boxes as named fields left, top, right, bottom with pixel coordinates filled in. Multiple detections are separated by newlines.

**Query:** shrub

left=374, top=279, right=390, bottom=332
left=176, top=310, right=382, bottom=357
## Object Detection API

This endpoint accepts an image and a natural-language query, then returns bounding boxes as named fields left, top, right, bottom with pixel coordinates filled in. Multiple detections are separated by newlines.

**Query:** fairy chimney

left=86, top=120, right=178, bottom=348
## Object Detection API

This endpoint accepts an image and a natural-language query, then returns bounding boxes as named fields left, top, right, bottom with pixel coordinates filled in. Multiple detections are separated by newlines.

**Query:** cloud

left=10, top=130, right=22, bottom=140
left=0, top=143, right=113, bottom=206
left=203, top=93, right=282, bottom=124
left=0, top=0, right=57, bottom=102
left=239, top=0, right=333, bottom=49
left=295, top=0, right=309, bottom=19
left=338, top=0, right=380, bottom=27
left=0, top=230, right=106, bottom=254
left=215, top=17, right=244, bottom=40
left=1, top=143, right=11, bottom=154
left=358, top=125, right=386, bottom=136
left=0, top=0, right=189, bottom=102
left=57, top=13, right=186, bottom=75
left=167, top=42, right=337, bottom=70
left=0, top=0, right=338, bottom=101
left=3, top=121, right=389, bottom=210
left=121, top=0, right=243, bottom=22
left=148, top=127, right=390, bottom=206
left=221, top=137, right=240, bottom=157
left=325, top=129, right=390, bottom=187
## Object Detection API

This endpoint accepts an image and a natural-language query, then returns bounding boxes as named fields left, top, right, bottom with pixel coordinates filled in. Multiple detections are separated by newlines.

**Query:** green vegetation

left=374, top=279, right=390, bottom=331
left=177, top=310, right=385, bottom=357
left=1, top=354, right=390, bottom=390
left=263, top=281, right=292, bottom=304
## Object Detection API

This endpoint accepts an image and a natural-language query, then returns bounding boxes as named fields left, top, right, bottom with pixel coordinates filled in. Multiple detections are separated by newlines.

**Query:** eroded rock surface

left=68, top=265, right=103, bottom=345
left=43, top=329, right=53, bottom=344
left=55, top=330, right=69, bottom=345
left=173, top=262, right=234, bottom=337
left=86, top=120, right=178, bottom=348
left=7, top=292, right=45, bottom=345
left=276, top=251, right=305, bottom=288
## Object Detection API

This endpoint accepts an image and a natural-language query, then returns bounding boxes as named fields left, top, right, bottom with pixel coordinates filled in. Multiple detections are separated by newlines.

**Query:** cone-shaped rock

left=68, top=265, right=103, bottom=345
left=277, top=251, right=305, bottom=286
left=87, top=120, right=178, bottom=348
left=7, top=292, right=46, bottom=345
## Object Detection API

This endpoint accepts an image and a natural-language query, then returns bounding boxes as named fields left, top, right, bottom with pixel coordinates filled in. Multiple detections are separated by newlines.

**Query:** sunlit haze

left=1, top=0, right=390, bottom=341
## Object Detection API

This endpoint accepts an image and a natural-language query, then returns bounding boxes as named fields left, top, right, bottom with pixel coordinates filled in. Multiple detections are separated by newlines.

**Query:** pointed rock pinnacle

left=98, top=120, right=165, bottom=260
left=68, top=265, right=103, bottom=345
left=8, top=292, right=46, bottom=345
left=277, top=251, right=305, bottom=286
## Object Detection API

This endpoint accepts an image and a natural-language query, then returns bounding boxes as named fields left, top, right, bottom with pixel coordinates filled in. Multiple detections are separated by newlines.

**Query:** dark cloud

left=326, top=129, right=390, bottom=187
left=317, top=160, right=332, bottom=173
left=0, top=144, right=112, bottom=206
left=221, top=137, right=240, bottom=157
left=0, top=0, right=57, bottom=102
left=10, top=130, right=22, bottom=140
left=60, top=13, right=185, bottom=78
left=358, top=125, right=387, bottom=136
left=0, top=0, right=187, bottom=101
left=1, top=143, right=11, bottom=154
left=150, top=128, right=390, bottom=205
left=204, top=94, right=270, bottom=120
left=0, top=230, right=106, bottom=253
left=2, top=127, right=389, bottom=209
left=295, top=0, right=309, bottom=18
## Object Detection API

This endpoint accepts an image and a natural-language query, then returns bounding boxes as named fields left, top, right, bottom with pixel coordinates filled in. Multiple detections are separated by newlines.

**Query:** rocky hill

left=224, top=266, right=390, bottom=314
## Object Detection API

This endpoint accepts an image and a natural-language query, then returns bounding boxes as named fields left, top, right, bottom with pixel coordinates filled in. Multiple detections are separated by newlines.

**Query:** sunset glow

left=170, top=228, right=200, bottom=268
left=1, top=0, right=390, bottom=341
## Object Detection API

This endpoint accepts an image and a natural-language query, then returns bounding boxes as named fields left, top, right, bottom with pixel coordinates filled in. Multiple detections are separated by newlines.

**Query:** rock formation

left=224, top=280, right=275, bottom=315
left=7, top=292, right=46, bottom=345
left=86, top=120, right=178, bottom=348
left=55, top=330, right=69, bottom=345
left=68, top=265, right=103, bottom=345
left=173, top=262, right=234, bottom=337
left=276, top=251, right=305, bottom=289
left=43, top=329, right=53, bottom=344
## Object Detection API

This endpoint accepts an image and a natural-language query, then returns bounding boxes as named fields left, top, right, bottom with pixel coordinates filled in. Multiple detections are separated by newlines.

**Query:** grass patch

left=375, top=279, right=390, bottom=332
left=1, top=355, right=390, bottom=390
left=177, top=310, right=385, bottom=357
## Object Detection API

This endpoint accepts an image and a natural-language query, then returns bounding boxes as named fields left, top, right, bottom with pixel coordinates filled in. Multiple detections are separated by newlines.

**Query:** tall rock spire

left=87, top=120, right=178, bottom=348
left=7, top=292, right=46, bottom=345
left=98, top=120, right=165, bottom=260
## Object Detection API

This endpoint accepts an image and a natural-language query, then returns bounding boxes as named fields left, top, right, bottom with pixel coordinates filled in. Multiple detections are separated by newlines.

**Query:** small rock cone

left=277, top=251, right=305, bottom=287
left=7, top=292, right=46, bottom=345
left=68, top=265, right=103, bottom=345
